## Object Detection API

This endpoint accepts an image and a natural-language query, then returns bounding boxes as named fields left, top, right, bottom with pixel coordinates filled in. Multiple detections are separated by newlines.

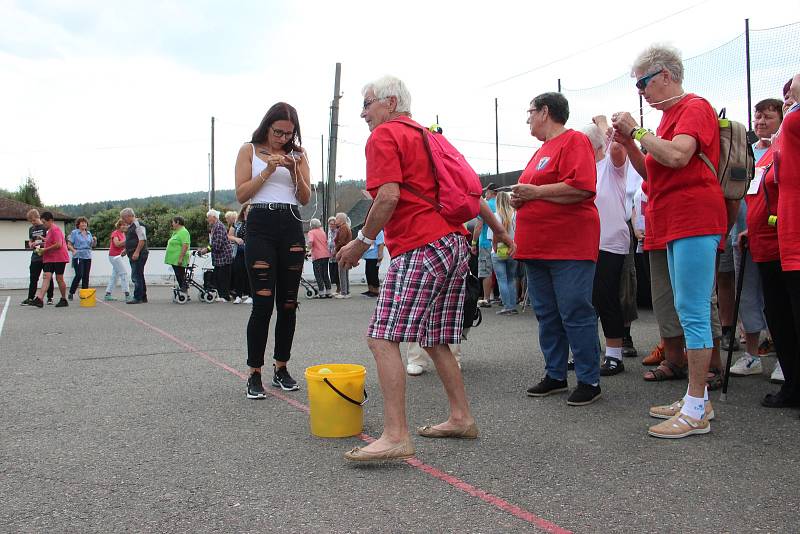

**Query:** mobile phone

left=288, top=150, right=303, bottom=160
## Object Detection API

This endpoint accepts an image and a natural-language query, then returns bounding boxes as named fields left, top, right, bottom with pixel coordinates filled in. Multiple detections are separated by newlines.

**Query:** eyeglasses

left=271, top=127, right=295, bottom=139
left=635, top=70, right=662, bottom=91
left=362, top=97, right=384, bottom=111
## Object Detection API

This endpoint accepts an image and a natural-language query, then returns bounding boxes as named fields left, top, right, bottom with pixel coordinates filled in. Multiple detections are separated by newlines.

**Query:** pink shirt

left=109, top=229, right=125, bottom=257
left=307, top=228, right=330, bottom=260
left=43, top=224, right=70, bottom=263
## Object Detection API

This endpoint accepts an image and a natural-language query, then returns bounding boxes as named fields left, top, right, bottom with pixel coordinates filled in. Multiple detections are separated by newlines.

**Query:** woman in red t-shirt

left=612, top=44, right=726, bottom=439
left=510, top=91, right=602, bottom=407
left=104, top=218, right=130, bottom=301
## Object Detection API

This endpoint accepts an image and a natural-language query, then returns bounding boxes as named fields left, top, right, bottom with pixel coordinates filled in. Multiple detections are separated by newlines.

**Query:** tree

left=15, top=176, right=43, bottom=207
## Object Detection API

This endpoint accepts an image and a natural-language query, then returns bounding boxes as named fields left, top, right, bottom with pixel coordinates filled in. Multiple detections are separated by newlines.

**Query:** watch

left=356, top=230, right=375, bottom=245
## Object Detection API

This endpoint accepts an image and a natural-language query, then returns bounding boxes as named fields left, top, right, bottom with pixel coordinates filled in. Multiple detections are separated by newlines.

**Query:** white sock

left=680, top=393, right=705, bottom=420
left=605, top=346, right=623, bottom=361
left=704, top=386, right=708, bottom=401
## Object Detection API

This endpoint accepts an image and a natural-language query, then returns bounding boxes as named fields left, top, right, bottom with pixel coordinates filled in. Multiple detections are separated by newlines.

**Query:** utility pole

left=207, top=153, right=212, bottom=207
left=494, top=98, right=499, bottom=175
left=326, top=63, right=342, bottom=218
left=320, top=135, right=326, bottom=223
left=210, top=116, right=216, bottom=208
left=557, top=78, right=561, bottom=92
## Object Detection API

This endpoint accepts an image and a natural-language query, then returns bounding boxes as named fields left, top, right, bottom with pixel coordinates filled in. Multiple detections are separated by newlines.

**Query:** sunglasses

left=635, top=70, right=662, bottom=91
left=271, top=127, right=295, bottom=139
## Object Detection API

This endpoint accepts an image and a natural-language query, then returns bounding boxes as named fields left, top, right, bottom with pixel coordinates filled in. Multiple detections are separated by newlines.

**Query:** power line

left=0, top=138, right=205, bottom=155
left=485, top=0, right=710, bottom=88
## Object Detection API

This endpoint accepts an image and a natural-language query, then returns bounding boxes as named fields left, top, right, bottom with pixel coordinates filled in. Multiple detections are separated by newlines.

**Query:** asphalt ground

left=1, top=285, right=798, bottom=533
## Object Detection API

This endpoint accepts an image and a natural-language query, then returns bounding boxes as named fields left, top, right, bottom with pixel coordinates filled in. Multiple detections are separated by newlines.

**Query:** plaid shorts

left=368, top=233, right=469, bottom=347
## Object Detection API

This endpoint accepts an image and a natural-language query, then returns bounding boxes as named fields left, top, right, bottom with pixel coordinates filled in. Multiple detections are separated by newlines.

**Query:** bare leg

left=358, top=338, right=409, bottom=452
left=55, top=274, right=67, bottom=298
left=482, top=276, right=493, bottom=301
left=606, top=337, right=622, bottom=349
left=36, top=272, right=53, bottom=300
left=687, top=348, right=712, bottom=398
left=663, top=335, right=686, bottom=367
left=717, top=272, right=735, bottom=328
left=745, top=332, right=760, bottom=355
left=422, top=344, right=474, bottom=430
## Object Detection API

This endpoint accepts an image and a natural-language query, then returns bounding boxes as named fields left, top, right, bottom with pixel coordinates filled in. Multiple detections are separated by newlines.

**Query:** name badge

left=747, top=166, right=766, bottom=195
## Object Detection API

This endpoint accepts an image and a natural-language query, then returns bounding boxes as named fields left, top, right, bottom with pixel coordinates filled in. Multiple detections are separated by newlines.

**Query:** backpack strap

left=390, top=117, right=441, bottom=210
left=696, top=104, right=724, bottom=177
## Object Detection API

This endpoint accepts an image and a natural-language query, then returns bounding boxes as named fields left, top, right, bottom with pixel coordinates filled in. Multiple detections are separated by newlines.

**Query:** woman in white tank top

left=234, top=102, right=311, bottom=399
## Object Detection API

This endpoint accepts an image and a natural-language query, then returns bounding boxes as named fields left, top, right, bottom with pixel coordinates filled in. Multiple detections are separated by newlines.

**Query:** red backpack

left=394, top=118, right=483, bottom=225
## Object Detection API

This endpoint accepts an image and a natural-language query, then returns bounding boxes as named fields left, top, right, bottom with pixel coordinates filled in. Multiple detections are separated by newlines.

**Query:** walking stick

left=721, top=236, right=747, bottom=402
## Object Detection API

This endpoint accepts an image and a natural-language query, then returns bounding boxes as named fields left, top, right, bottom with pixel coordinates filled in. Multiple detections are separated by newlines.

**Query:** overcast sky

left=1, top=0, right=798, bottom=206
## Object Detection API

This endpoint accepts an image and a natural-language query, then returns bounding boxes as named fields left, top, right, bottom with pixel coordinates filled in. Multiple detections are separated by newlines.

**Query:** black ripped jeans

left=245, top=206, right=306, bottom=368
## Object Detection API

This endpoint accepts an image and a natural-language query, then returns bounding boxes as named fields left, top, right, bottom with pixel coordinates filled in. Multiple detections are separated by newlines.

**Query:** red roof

left=0, top=197, right=74, bottom=221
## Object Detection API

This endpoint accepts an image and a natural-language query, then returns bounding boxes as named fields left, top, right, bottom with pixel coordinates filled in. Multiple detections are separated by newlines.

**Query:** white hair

left=206, top=209, right=220, bottom=219
left=582, top=124, right=607, bottom=151
left=362, top=75, right=412, bottom=113
left=309, top=218, right=322, bottom=229
left=632, top=44, right=684, bottom=84
left=120, top=208, right=135, bottom=218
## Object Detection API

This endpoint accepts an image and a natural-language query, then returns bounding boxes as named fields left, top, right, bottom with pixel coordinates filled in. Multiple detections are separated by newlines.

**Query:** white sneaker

left=770, top=362, right=785, bottom=384
left=215, top=297, right=227, bottom=302
left=729, top=353, right=763, bottom=376
left=244, top=296, right=253, bottom=304
left=233, top=296, right=242, bottom=304
left=335, top=293, right=351, bottom=299
left=406, top=363, right=425, bottom=376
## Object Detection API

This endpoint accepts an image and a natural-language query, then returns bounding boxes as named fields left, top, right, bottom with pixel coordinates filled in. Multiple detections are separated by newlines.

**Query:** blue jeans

left=491, top=256, right=518, bottom=311
left=128, top=252, right=148, bottom=301
left=666, top=235, right=720, bottom=349
left=525, top=259, right=600, bottom=385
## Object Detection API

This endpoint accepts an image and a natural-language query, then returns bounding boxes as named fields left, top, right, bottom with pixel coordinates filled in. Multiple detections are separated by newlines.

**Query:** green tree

left=88, top=208, right=121, bottom=247
left=15, top=176, right=43, bottom=207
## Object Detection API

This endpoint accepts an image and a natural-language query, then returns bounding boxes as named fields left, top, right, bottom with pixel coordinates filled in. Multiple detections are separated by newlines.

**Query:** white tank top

left=250, top=143, right=298, bottom=205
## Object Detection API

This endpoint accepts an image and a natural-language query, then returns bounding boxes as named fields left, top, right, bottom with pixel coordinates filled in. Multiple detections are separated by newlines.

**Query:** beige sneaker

left=649, top=399, right=715, bottom=420
left=648, top=413, right=710, bottom=439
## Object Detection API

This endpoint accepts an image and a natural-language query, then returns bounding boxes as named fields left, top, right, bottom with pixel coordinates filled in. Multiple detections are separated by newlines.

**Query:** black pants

left=172, top=265, right=188, bottom=292
left=245, top=207, right=305, bottom=367
left=29, top=261, right=54, bottom=300
left=329, top=260, right=340, bottom=290
left=365, top=258, right=379, bottom=288
left=214, top=263, right=232, bottom=300
left=231, top=252, right=251, bottom=297
left=760, top=261, right=800, bottom=398
left=69, top=258, right=92, bottom=295
left=592, top=250, right=626, bottom=340
left=312, top=258, right=331, bottom=291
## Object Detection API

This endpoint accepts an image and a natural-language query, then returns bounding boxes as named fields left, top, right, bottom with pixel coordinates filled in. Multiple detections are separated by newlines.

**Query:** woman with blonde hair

left=104, top=218, right=130, bottom=301
left=490, top=191, right=518, bottom=315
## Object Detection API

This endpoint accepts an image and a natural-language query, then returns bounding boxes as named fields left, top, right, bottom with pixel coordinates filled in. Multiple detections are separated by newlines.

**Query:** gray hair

left=582, top=124, right=607, bottom=151
left=309, top=218, right=322, bottom=229
left=327, top=216, right=336, bottom=224
left=632, top=44, right=684, bottom=84
left=362, top=75, right=411, bottom=113
left=206, top=209, right=220, bottom=219
left=120, top=208, right=135, bottom=218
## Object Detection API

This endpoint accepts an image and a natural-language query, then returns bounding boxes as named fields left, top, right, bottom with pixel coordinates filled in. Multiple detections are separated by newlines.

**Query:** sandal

left=706, top=367, right=723, bottom=391
left=643, top=360, right=687, bottom=382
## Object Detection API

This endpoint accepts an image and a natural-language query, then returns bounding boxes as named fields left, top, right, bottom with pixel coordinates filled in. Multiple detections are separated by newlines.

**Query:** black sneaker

left=567, top=382, right=602, bottom=406
left=31, top=297, right=44, bottom=308
left=273, top=365, right=300, bottom=391
left=55, top=298, right=68, bottom=308
left=526, top=375, right=568, bottom=397
left=21, top=298, right=32, bottom=306
left=47, top=298, right=54, bottom=305
left=68, top=293, right=74, bottom=301
left=246, top=372, right=267, bottom=399
left=622, top=336, right=638, bottom=358
left=600, top=357, right=624, bottom=376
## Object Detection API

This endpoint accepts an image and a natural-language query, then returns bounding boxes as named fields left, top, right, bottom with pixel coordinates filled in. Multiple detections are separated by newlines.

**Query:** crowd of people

left=18, top=43, right=800, bottom=460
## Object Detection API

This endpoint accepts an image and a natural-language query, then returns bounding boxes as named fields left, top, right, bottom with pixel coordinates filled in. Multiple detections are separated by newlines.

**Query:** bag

left=395, top=118, right=483, bottom=224
left=697, top=107, right=755, bottom=200
left=462, top=249, right=482, bottom=331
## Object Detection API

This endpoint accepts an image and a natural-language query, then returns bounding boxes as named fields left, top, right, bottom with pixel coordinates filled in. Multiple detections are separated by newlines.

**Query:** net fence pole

left=745, top=18, right=753, bottom=130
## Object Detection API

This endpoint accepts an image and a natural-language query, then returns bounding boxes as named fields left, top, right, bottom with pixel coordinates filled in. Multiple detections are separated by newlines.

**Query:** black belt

left=250, top=202, right=297, bottom=211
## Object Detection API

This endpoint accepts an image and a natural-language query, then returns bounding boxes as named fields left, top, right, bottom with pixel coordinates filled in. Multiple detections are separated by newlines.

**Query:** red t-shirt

left=108, top=229, right=126, bottom=257
left=514, top=129, right=600, bottom=261
left=776, top=108, right=800, bottom=271
left=365, top=117, right=464, bottom=257
left=745, top=148, right=779, bottom=263
left=644, top=94, right=726, bottom=248
left=43, top=223, right=70, bottom=263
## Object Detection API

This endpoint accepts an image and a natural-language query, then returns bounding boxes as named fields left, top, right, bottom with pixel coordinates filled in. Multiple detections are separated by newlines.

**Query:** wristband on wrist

left=633, top=128, right=651, bottom=142
left=629, top=126, right=638, bottom=139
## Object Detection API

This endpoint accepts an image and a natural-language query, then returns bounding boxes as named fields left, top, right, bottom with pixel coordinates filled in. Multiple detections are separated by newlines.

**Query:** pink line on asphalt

left=103, top=302, right=573, bottom=534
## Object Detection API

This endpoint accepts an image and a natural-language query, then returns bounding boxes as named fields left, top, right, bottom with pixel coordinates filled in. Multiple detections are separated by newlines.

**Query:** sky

left=1, top=0, right=798, bottom=207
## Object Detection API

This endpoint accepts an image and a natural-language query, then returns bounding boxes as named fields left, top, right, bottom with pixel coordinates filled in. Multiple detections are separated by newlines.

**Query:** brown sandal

left=706, top=367, right=723, bottom=391
left=643, top=360, right=687, bottom=382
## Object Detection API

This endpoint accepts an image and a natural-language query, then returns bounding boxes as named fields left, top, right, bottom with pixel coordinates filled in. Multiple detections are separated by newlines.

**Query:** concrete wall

left=0, top=220, right=68, bottom=249
left=0, top=248, right=389, bottom=290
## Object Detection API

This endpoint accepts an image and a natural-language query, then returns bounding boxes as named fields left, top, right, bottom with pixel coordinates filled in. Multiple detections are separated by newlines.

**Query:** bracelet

left=629, top=126, right=638, bottom=139
left=633, top=128, right=652, bottom=142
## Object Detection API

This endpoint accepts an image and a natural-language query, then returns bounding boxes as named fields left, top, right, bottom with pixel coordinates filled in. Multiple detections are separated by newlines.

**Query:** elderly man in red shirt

left=337, top=75, right=513, bottom=462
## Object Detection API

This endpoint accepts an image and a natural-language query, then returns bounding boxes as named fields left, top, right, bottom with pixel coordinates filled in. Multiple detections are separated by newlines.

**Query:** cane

left=721, top=236, right=747, bottom=402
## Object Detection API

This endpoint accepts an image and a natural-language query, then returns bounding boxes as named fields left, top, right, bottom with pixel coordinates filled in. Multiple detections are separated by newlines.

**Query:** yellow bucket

left=79, top=288, right=96, bottom=307
left=305, top=364, right=367, bottom=438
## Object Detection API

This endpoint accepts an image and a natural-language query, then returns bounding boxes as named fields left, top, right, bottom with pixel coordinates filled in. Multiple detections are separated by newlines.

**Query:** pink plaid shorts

left=368, top=233, right=469, bottom=347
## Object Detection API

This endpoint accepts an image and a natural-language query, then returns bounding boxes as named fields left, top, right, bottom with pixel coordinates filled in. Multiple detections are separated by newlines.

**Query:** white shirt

left=633, top=186, right=648, bottom=253
left=594, top=154, right=631, bottom=255
left=624, top=166, right=644, bottom=222
left=250, top=144, right=299, bottom=205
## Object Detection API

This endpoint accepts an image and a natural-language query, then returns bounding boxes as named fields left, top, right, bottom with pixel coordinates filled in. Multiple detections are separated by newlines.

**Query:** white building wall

left=0, top=220, right=68, bottom=249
